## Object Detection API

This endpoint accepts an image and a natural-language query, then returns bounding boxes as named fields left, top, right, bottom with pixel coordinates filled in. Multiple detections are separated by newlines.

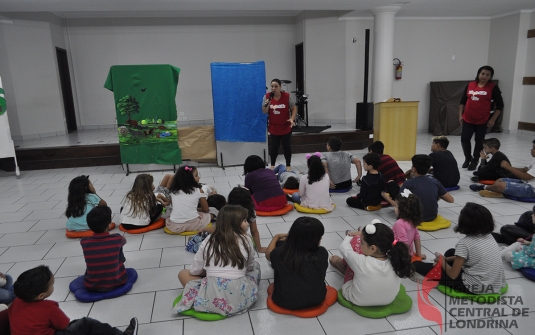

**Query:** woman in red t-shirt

left=262, top=79, right=297, bottom=170
left=459, top=65, right=504, bottom=171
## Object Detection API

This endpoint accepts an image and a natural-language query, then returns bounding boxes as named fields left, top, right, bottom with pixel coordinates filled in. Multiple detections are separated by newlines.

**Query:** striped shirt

left=80, top=232, right=127, bottom=291
left=455, top=234, right=506, bottom=294
left=378, top=154, right=406, bottom=185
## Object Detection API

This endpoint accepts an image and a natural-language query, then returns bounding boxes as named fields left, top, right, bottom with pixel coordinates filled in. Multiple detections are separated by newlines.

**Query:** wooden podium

left=373, top=101, right=419, bottom=161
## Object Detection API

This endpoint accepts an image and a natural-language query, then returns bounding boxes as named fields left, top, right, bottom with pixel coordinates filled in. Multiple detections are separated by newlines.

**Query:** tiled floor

left=2, top=131, right=535, bottom=334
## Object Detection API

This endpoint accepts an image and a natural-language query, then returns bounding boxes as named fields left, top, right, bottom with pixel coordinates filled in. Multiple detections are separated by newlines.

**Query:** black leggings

left=492, top=225, right=533, bottom=245
left=413, top=248, right=469, bottom=293
left=270, top=133, right=292, bottom=167
left=121, top=204, right=163, bottom=230
left=461, top=122, right=487, bottom=161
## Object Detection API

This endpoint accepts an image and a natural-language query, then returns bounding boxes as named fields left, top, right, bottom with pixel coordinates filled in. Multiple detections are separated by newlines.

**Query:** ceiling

left=0, top=0, right=533, bottom=19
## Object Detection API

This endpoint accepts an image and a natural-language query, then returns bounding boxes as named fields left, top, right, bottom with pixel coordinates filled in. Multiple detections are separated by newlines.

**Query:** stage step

left=0, top=130, right=373, bottom=171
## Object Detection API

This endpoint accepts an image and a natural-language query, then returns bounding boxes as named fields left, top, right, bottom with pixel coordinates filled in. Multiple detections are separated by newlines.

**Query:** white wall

left=66, top=18, right=295, bottom=127
left=520, top=11, right=535, bottom=124
left=1, top=19, right=65, bottom=139
left=391, top=18, right=491, bottom=132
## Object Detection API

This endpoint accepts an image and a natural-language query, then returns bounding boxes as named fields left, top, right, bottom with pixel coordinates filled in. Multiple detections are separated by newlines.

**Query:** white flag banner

left=0, top=76, right=20, bottom=177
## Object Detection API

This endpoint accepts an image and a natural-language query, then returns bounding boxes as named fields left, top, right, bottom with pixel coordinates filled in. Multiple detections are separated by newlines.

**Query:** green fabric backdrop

left=104, top=64, right=182, bottom=164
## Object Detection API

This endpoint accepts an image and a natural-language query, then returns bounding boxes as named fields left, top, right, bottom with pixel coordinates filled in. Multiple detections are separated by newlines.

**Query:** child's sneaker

left=123, top=317, right=138, bottom=335
left=479, top=190, right=503, bottom=198
left=469, top=184, right=485, bottom=191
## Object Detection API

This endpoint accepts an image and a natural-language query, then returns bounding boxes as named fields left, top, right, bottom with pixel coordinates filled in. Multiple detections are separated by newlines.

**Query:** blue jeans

left=291, top=193, right=301, bottom=204
left=273, top=164, right=295, bottom=181
left=0, top=274, right=14, bottom=305
left=502, top=178, right=535, bottom=198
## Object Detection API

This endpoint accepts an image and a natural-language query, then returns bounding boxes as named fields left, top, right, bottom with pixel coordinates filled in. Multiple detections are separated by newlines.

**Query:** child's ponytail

left=361, top=222, right=414, bottom=278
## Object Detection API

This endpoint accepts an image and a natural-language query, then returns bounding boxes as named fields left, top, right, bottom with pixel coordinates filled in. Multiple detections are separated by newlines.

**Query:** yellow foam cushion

left=294, top=203, right=336, bottom=214
left=418, top=215, right=451, bottom=231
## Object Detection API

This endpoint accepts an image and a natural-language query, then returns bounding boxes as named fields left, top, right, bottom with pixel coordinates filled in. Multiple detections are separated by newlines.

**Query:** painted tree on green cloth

left=117, top=95, right=140, bottom=122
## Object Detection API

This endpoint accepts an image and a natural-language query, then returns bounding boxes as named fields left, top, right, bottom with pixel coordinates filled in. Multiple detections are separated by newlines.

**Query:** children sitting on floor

left=291, top=154, right=334, bottom=212
left=166, top=166, right=211, bottom=234
left=66, top=175, right=109, bottom=232
left=470, top=139, right=535, bottom=198
left=273, top=164, right=300, bottom=191
left=207, top=193, right=227, bottom=222
left=244, top=155, right=287, bottom=211
left=120, top=174, right=170, bottom=230
left=346, top=153, right=385, bottom=210
left=387, top=154, right=454, bottom=222
left=501, top=235, right=535, bottom=271
left=413, top=203, right=506, bottom=294
left=368, top=141, right=405, bottom=200
left=492, top=207, right=535, bottom=245
left=333, top=221, right=413, bottom=306
left=471, top=138, right=515, bottom=182
left=8, top=265, right=138, bottom=335
left=0, top=272, right=14, bottom=306
left=82, top=206, right=128, bottom=292
left=265, top=217, right=328, bottom=310
left=428, top=136, right=460, bottom=188
left=322, top=136, right=362, bottom=190
left=392, top=191, right=426, bottom=260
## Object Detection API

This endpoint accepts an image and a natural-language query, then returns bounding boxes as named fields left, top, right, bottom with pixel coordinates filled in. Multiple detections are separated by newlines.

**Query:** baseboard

left=518, top=122, right=535, bottom=132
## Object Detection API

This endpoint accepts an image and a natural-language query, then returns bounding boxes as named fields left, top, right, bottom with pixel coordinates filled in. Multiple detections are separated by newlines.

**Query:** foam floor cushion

left=257, top=203, right=294, bottom=216
left=479, top=180, right=495, bottom=185
left=337, top=284, right=412, bottom=319
left=329, top=188, right=352, bottom=193
left=366, top=205, right=382, bottom=211
left=266, top=283, right=337, bottom=318
left=503, top=194, right=535, bottom=203
left=436, top=283, right=508, bottom=303
left=519, top=268, right=535, bottom=281
left=164, top=223, right=212, bottom=236
left=282, top=188, right=298, bottom=195
left=418, top=215, right=451, bottom=231
left=444, top=185, right=460, bottom=191
left=381, top=200, right=391, bottom=207
left=294, top=203, right=336, bottom=214
left=119, top=218, right=165, bottom=234
left=172, top=294, right=227, bottom=321
left=411, top=255, right=423, bottom=262
left=66, top=223, right=116, bottom=238
left=69, top=268, right=138, bottom=303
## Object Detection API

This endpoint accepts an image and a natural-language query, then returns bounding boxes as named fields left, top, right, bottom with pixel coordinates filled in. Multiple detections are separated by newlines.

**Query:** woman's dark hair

left=227, top=187, right=255, bottom=222
left=455, top=202, right=495, bottom=236
left=14, top=265, right=53, bottom=302
left=278, top=217, right=325, bottom=275
left=204, top=205, right=250, bottom=269
left=307, top=155, right=326, bottom=185
left=475, top=65, right=494, bottom=82
left=271, top=78, right=282, bottom=86
left=87, top=205, right=112, bottom=233
left=207, top=194, right=227, bottom=211
left=363, top=153, right=381, bottom=170
left=395, top=193, right=421, bottom=227
left=66, top=175, right=91, bottom=218
left=283, top=176, right=299, bottom=190
left=169, top=166, right=199, bottom=194
left=361, top=222, right=414, bottom=278
left=243, top=155, right=266, bottom=175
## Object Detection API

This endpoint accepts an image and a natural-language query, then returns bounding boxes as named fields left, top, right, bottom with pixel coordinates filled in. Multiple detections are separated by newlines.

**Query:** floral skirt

left=173, top=261, right=261, bottom=317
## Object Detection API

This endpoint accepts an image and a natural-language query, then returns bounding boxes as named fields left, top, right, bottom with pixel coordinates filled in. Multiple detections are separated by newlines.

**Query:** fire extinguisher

left=393, top=58, right=402, bottom=80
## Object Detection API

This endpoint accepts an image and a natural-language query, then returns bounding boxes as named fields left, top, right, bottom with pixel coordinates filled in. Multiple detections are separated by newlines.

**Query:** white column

left=370, top=6, right=400, bottom=102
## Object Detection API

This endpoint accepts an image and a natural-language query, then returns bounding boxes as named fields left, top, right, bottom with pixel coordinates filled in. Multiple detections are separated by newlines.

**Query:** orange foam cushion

left=282, top=188, right=298, bottom=195
left=411, top=255, right=423, bottom=262
left=256, top=203, right=293, bottom=217
left=479, top=180, right=495, bottom=185
left=119, top=218, right=165, bottom=234
left=66, top=223, right=116, bottom=238
left=267, top=283, right=337, bottom=318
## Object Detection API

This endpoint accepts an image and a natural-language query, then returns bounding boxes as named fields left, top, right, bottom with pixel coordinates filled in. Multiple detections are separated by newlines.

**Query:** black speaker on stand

left=356, top=29, right=373, bottom=130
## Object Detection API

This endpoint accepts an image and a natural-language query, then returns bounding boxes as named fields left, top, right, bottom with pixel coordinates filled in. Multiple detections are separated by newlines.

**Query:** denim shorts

left=502, top=178, right=535, bottom=198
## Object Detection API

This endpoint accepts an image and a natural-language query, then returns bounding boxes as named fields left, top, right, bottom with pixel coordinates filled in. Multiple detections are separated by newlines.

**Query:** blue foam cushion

left=329, top=188, right=351, bottom=193
left=503, top=194, right=535, bottom=203
left=69, top=268, right=138, bottom=303
left=444, top=185, right=460, bottom=192
left=520, top=268, right=535, bottom=281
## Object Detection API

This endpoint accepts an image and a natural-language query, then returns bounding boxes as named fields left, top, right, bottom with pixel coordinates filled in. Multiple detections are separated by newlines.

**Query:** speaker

left=356, top=103, right=373, bottom=130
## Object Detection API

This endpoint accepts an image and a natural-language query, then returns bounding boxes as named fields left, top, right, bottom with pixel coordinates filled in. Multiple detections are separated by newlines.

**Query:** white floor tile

left=89, top=292, right=155, bottom=327
left=250, top=309, right=326, bottom=335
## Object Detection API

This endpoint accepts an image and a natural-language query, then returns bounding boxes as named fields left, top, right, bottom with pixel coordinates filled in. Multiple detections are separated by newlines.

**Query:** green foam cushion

left=172, top=294, right=227, bottom=321
left=418, top=215, right=451, bottom=231
left=436, top=283, right=508, bottom=303
left=337, top=284, right=412, bottom=318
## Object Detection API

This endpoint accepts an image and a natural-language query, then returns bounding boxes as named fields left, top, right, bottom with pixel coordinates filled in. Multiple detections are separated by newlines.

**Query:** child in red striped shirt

left=81, top=206, right=127, bottom=291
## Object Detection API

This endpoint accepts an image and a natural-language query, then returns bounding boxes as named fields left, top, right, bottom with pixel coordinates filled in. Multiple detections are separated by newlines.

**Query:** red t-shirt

left=267, top=92, right=292, bottom=136
left=462, top=81, right=496, bottom=125
left=8, top=298, right=70, bottom=335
